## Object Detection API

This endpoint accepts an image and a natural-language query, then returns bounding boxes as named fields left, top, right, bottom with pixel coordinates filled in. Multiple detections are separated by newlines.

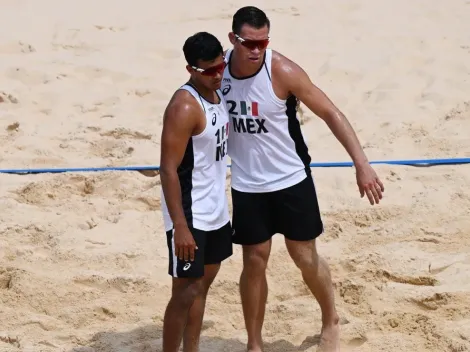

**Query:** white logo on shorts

left=183, top=263, right=191, bottom=271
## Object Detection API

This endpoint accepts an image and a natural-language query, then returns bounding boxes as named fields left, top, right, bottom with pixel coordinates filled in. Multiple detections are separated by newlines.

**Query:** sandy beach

left=1, top=0, right=470, bottom=351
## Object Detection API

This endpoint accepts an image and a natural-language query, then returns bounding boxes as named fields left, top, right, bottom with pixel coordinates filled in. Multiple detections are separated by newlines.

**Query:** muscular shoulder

left=271, top=50, right=305, bottom=80
left=270, top=50, right=309, bottom=93
left=163, top=89, right=203, bottom=127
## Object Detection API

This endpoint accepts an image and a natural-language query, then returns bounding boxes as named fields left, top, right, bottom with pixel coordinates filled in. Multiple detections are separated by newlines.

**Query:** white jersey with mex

left=223, top=49, right=311, bottom=193
left=161, top=83, right=230, bottom=232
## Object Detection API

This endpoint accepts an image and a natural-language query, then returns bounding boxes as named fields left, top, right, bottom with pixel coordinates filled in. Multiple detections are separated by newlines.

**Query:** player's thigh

left=231, top=188, right=274, bottom=245
left=274, top=174, right=324, bottom=241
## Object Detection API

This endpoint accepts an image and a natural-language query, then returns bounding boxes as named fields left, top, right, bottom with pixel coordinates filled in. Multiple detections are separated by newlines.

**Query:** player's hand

left=174, top=224, right=198, bottom=262
left=355, top=162, right=384, bottom=205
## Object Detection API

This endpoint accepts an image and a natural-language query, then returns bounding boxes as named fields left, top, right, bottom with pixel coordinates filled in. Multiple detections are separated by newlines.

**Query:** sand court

left=1, top=0, right=470, bottom=351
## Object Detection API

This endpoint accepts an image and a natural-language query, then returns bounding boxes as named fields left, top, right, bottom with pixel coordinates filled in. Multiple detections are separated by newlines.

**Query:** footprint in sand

left=95, top=306, right=117, bottom=319
left=0, top=266, right=28, bottom=291
left=11, top=175, right=109, bottom=206
left=0, top=335, right=20, bottom=349
left=0, top=270, right=13, bottom=290
left=128, top=87, right=168, bottom=101
left=347, top=336, right=368, bottom=348
left=0, top=91, right=19, bottom=104
left=337, top=279, right=367, bottom=305
left=6, top=121, right=20, bottom=132
left=1, top=223, right=58, bottom=249
left=379, top=269, right=438, bottom=286
left=0, top=40, right=35, bottom=54
left=409, top=292, right=451, bottom=311
left=99, top=127, right=152, bottom=140
left=444, top=101, right=470, bottom=120
left=5, top=67, right=50, bottom=85
left=74, top=96, right=121, bottom=114
left=126, top=195, right=161, bottom=212
left=268, top=6, right=300, bottom=16
left=51, top=27, right=98, bottom=53
left=89, top=139, right=135, bottom=159
left=94, top=25, right=127, bottom=32
left=74, top=66, right=130, bottom=82
left=386, top=170, right=402, bottom=182
left=73, top=274, right=152, bottom=294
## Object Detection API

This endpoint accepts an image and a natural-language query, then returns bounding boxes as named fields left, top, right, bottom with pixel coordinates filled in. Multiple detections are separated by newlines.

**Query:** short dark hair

left=232, top=6, right=270, bottom=35
left=182, top=32, right=223, bottom=67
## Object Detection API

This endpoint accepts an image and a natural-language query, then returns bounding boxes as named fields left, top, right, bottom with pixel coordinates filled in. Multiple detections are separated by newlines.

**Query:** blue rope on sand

left=0, top=157, right=469, bottom=175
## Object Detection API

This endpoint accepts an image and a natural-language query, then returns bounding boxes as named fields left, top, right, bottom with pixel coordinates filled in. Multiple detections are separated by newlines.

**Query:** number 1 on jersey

left=215, top=122, right=229, bottom=161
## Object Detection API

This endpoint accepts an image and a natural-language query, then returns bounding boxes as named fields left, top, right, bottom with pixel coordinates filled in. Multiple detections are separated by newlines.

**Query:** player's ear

left=228, top=32, right=236, bottom=45
left=185, top=65, right=192, bottom=74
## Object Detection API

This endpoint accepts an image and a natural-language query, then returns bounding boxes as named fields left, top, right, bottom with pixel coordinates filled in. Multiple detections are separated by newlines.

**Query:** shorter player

left=158, top=31, right=232, bottom=352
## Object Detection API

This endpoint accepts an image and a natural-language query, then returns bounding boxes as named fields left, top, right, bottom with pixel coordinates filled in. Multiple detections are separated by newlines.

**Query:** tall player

left=222, top=6, right=385, bottom=352
left=158, top=31, right=232, bottom=352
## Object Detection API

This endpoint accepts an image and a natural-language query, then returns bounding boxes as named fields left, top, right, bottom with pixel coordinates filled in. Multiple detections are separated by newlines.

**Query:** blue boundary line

left=0, top=157, right=469, bottom=174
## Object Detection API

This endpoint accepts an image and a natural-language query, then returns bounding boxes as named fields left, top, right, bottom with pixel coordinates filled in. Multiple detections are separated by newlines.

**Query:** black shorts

left=231, top=174, right=324, bottom=245
left=166, top=221, right=233, bottom=278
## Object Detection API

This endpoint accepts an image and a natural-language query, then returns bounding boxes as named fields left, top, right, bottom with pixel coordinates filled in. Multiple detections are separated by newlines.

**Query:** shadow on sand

left=69, top=323, right=320, bottom=352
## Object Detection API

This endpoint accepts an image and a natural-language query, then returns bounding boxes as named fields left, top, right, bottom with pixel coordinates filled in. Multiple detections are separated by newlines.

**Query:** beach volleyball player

left=222, top=6, right=385, bottom=352
left=142, top=32, right=232, bottom=352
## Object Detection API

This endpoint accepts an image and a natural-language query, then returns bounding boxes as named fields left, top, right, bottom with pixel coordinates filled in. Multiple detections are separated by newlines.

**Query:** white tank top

left=223, top=49, right=311, bottom=193
left=161, top=83, right=230, bottom=232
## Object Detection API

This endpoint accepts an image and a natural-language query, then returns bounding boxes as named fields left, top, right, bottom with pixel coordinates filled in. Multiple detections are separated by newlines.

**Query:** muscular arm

left=273, top=52, right=369, bottom=167
left=160, top=93, right=200, bottom=229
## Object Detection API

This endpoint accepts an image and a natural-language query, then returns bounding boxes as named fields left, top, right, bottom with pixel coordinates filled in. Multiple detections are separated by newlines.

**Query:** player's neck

left=230, top=50, right=263, bottom=78
left=188, top=79, right=218, bottom=104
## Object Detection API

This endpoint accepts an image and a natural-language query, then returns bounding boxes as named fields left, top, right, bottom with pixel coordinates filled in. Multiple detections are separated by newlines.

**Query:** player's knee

left=242, top=244, right=270, bottom=274
left=202, top=263, right=221, bottom=291
left=172, top=279, right=204, bottom=307
left=287, top=240, right=319, bottom=272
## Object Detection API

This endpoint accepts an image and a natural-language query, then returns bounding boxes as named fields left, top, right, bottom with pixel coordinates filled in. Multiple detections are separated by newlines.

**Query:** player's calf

left=163, top=278, right=204, bottom=352
left=285, top=239, right=339, bottom=326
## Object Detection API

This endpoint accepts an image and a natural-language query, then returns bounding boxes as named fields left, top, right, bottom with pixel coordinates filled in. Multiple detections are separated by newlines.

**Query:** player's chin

left=211, top=80, right=222, bottom=90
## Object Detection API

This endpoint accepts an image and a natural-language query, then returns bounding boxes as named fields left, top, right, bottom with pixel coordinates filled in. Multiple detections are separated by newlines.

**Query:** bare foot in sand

left=246, top=342, right=263, bottom=352
left=317, top=323, right=340, bottom=352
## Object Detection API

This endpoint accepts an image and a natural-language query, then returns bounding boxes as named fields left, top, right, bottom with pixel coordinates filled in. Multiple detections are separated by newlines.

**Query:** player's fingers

left=370, top=186, right=380, bottom=204
left=175, top=245, right=182, bottom=260
left=377, top=178, right=385, bottom=192
left=365, top=187, right=374, bottom=205
left=190, top=246, right=195, bottom=262
left=359, top=185, right=365, bottom=198
left=375, top=182, right=383, bottom=199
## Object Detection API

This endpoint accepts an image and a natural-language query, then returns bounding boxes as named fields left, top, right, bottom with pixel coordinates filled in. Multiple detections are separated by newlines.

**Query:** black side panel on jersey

left=177, top=138, right=194, bottom=227
left=286, top=95, right=311, bottom=174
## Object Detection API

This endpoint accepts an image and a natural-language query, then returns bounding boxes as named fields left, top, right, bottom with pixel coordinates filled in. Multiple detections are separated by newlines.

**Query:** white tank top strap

left=263, top=49, right=272, bottom=82
left=179, top=83, right=207, bottom=112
